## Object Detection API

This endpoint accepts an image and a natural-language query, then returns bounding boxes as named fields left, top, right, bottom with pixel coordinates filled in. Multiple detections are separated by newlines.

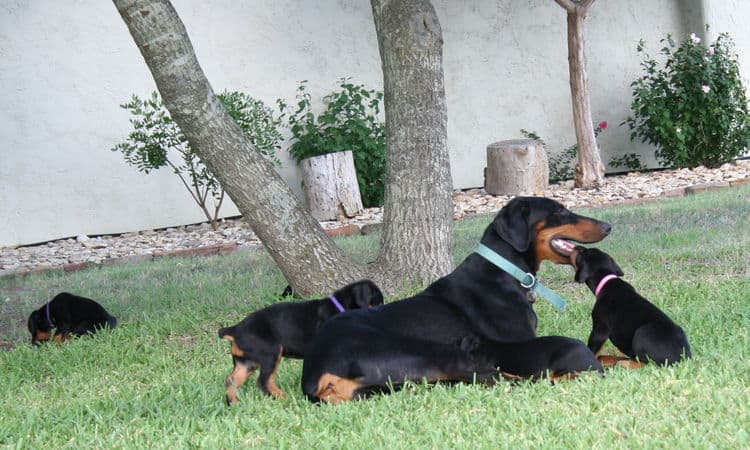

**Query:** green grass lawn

left=1, top=186, right=748, bottom=449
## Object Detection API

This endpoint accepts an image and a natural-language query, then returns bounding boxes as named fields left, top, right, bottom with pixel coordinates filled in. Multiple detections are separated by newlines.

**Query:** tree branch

left=553, top=0, right=576, bottom=13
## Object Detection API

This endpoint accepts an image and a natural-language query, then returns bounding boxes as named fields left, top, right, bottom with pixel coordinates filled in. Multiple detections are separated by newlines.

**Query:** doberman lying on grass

left=218, top=280, right=383, bottom=404
left=27, top=292, right=117, bottom=346
left=572, top=246, right=691, bottom=367
left=301, top=197, right=612, bottom=403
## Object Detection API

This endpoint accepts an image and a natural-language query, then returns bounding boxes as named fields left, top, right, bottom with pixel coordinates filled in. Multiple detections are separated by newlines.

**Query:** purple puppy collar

left=45, top=302, right=56, bottom=328
left=328, top=295, right=346, bottom=313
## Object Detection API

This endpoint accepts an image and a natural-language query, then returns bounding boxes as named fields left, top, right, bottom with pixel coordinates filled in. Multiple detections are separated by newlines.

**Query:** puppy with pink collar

left=571, top=246, right=691, bottom=367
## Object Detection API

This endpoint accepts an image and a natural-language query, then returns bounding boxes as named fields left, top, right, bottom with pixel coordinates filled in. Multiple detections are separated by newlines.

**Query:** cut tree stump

left=301, top=150, right=364, bottom=221
left=485, top=139, right=549, bottom=195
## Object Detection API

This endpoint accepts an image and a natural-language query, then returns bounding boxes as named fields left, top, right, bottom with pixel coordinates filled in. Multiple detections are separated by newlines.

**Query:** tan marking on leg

left=598, top=355, right=631, bottom=367
left=230, top=342, right=245, bottom=358
left=52, top=333, right=69, bottom=344
left=500, top=371, right=528, bottom=381
left=314, top=373, right=363, bottom=404
left=225, top=362, right=256, bottom=405
left=616, top=359, right=646, bottom=369
left=264, top=347, right=286, bottom=399
left=549, top=371, right=578, bottom=383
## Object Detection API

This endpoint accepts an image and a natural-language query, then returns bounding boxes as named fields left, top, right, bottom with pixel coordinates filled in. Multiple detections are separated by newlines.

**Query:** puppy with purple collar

left=218, top=279, right=383, bottom=404
left=571, top=246, right=691, bottom=367
left=27, top=292, right=117, bottom=346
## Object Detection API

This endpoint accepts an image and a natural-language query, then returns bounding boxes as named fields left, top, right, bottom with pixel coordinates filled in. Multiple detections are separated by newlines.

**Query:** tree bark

left=113, top=0, right=453, bottom=294
left=113, top=0, right=371, bottom=295
left=554, top=0, right=605, bottom=189
left=301, top=151, right=363, bottom=221
left=371, top=0, right=455, bottom=284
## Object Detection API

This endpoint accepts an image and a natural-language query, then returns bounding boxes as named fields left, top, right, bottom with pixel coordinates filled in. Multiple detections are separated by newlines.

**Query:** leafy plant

left=625, top=32, right=750, bottom=168
left=112, top=91, right=281, bottom=229
left=278, top=79, right=386, bottom=207
left=609, top=153, right=647, bottom=172
left=521, top=121, right=608, bottom=184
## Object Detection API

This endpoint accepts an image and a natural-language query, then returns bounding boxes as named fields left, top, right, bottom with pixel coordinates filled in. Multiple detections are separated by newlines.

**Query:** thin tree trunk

left=370, top=0, right=455, bottom=285
left=113, top=0, right=371, bottom=295
left=555, top=0, right=605, bottom=188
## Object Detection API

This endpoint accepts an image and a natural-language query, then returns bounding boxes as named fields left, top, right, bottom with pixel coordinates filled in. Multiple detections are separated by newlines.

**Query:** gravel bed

left=1, top=161, right=748, bottom=276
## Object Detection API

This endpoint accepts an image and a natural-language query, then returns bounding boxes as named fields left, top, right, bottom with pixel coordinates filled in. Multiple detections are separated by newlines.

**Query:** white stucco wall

left=1, top=0, right=748, bottom=247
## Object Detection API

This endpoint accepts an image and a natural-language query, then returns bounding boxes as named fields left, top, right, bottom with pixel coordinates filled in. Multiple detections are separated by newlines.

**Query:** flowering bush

left=625, top=32, right=750, bottom=168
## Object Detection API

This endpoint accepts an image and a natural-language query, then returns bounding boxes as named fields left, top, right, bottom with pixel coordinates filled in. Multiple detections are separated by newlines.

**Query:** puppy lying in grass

left=218, top=279, right=383, bottom=404
left=572, top=246, right=691, bottom=367
left=27, top=292, right=117, bottom=346
left=459, top=334, right=603, bottom=382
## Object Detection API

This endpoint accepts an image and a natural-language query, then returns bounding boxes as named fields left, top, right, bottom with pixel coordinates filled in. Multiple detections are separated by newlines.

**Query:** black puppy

left=459, top=335, right=603, bottom=381
left=27, top=292, right=117, bottom=346
left=218, top=279, right=383, bottom=404
left=572, top=246, right=691, bottom=367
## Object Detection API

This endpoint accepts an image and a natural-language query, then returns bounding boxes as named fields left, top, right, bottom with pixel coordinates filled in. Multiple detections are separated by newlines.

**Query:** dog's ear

left=351, top=280, right=384, bottom=309
left=573, top=249, right=591, bottom=283
left=494, top=199, right=531, bottom=252
left=27, top=312, right=38, bottom=335
left=612, top=261, right=625, bottom=277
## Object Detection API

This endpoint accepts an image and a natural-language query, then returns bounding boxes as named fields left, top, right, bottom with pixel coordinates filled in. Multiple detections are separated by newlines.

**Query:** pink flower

left=598, top=121, right=608, bottom=130
left=690, top=33, right=701, bottom=44
left=701, top=85, right=711, bottom=93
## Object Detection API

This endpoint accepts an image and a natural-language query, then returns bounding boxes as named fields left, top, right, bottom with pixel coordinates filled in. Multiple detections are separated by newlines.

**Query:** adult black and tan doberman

left=301, top=197, right=612, bottom=403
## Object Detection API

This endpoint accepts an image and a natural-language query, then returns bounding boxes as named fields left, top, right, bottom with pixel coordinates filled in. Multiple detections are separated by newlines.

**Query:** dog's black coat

left=218, top=279, right=383, bottom=403
left=573, top=246, right=691, bottom=366
left=27, top=292, right=117, bottom=346
left=301, top=197, right=612, bottom=402
left=459, top=334, right=603, bottom=380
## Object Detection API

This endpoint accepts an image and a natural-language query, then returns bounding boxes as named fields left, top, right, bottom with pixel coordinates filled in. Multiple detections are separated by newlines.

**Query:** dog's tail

left=218, top=326, right=235, bottom=340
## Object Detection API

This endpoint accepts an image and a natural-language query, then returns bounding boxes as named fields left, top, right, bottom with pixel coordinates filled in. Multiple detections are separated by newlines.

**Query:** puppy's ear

left=494, top=199, right=531, bottom=252
left=351, top=280, right=383, bottom=309
left=573, top=250, right=590, bottom=283
left=613, top=261, right=625, bottom=277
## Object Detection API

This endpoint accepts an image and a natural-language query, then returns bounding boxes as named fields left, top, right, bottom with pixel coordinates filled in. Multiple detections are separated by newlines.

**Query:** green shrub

left=609, top=153, right=647, bottom=172
left=279, top=79, right=386, bottom=207
left=625, top=32, right=750, bottom=168
left=112, top=91, right=281, bottom=229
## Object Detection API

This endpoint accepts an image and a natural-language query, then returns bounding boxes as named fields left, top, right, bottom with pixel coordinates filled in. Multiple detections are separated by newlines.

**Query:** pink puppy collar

left=595, top=274, right=619, bottom=297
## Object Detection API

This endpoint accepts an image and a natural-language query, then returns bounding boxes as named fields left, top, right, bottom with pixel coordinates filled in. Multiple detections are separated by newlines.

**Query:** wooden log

left=301, top=150, right=364, bottom=221
left=485, top=139, right=549, bottom=195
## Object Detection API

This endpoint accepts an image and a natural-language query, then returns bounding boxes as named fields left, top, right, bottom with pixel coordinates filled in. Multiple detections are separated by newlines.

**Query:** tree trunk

left=113, top=0, right=370, bottom=295
left=113, top=0, right=453, bottom=295
left=555, top=0, right=605, bottom=189
left=370, top=0, right=455, bottom=285
left=485, top=139, right=549, bottom=195
left=301, top=151, right=363, bottom=221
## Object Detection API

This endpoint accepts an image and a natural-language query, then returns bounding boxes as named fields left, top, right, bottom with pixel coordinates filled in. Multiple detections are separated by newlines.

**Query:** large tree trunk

left=371, top=0, right=455, bottom=284
left=554, top=0, right=605, bottom=189
left=113, top=0, right=453, bottom=294
left=113, top=0, right=370, bottom=295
